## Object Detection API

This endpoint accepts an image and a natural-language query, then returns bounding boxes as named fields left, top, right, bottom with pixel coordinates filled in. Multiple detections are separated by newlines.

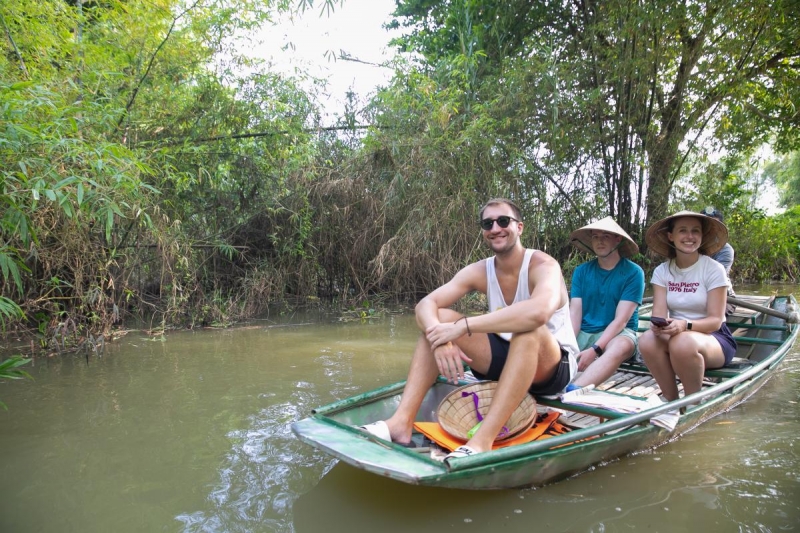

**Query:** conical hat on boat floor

left=436, top=381, right=537, bottom=442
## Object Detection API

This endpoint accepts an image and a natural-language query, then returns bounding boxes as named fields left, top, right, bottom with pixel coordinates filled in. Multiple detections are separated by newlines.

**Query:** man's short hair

left=479, top=198, right=522, bottom=221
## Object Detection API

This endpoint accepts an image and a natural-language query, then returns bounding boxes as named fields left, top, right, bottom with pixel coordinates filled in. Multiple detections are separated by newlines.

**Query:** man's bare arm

left=455, top=252, right=564, bottom=336
left=592, top=300, right=638, bottom=350
left=415, top=261, right=485, bottom=382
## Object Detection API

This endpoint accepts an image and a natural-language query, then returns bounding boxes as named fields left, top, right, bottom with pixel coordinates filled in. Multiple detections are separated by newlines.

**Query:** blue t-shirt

left=711, top=243, right=734, bottom=274
left=570, top=257, right=645, bottom=333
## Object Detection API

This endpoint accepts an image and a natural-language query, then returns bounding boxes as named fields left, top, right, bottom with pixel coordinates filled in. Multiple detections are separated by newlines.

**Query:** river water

left=1, top=287, right=799, bottom=533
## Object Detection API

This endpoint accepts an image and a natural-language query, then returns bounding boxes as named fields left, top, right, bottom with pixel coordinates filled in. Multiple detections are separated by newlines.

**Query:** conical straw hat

left=569, top=217, right=639, bottom=257
left=436, top=381, right=537, bottom=442
left=645, top=210, right=728, bottom=257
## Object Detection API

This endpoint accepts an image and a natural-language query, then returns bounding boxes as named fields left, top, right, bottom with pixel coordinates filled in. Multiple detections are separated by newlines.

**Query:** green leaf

left=106, top=208, right=114, bottom=242
left=0, top=250, right=25, bottom=295
left=0, top=355, right=33, bottom=381
left=53, top=176, right=79, bottom=190
left=60, top=197, right=74, bottom=218
left=9, top=81, right=34, bottom=91
left=0, top=296, right=25, bottom=326
left=109, top=202, right=124, bottom=217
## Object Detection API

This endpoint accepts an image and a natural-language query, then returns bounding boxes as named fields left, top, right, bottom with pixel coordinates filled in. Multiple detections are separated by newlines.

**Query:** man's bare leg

left=461, top=326, right=562, bottom=452
left=382, top=310, right=491, bottom=444
left=572, top=336, right=634, bottom=388
left=381, top=334, right=440, bottom=444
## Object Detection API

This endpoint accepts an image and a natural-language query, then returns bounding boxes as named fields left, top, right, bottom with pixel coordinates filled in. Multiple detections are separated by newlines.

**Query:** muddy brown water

left=1, top=287, right=799, bottom=532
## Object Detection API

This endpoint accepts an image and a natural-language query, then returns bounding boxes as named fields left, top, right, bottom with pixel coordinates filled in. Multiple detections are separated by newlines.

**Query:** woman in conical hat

left=639, top=211, right=737, bottom=403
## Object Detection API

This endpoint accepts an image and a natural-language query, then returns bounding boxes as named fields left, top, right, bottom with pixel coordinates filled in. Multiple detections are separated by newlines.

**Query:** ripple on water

left=175, top=389, right=336, bottom=533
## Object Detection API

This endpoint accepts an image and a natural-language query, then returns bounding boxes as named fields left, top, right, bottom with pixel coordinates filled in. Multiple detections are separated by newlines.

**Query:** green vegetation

left=0, top=355, right=31, bottom=408
left=1, top=0, right=798, bottom=351
left=765, top=151, right=800, bottom=208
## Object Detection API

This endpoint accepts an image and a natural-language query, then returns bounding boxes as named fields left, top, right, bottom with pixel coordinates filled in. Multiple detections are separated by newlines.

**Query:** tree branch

left=1, top=13, right=29, bottom=79
left=155, top=124, right=380, bottom=147
left=116, top=0, right=203, bottom=135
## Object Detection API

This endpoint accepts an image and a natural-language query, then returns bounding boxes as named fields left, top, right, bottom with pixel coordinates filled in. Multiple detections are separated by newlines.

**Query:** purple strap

left=462, top=391, right=509, bottom=437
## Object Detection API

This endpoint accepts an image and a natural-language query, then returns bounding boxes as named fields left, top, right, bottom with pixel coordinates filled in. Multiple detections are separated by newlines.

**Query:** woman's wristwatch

left=686, top=320, right=693, bottom=330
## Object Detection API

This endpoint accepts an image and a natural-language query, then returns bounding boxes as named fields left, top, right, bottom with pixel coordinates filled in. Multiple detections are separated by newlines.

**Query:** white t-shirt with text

left=651, top=255, right=728, bottom=321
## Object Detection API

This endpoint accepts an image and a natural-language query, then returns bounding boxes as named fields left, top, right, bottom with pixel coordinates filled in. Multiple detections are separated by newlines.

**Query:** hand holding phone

left=650, top=316, right=669, bottom=328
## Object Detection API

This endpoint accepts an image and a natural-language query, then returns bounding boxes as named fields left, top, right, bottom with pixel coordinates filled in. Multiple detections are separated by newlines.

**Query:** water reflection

left=168, top=315, right=418, bottom=533
left=294, top=464, right=514, bottom=533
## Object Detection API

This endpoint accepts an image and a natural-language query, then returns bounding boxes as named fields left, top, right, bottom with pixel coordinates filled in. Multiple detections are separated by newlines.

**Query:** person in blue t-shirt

left=701, top=206, right=737, bottom=315
left=701, top=207, right=734, bottom=273
left=568, top=217, right=645, bottom=389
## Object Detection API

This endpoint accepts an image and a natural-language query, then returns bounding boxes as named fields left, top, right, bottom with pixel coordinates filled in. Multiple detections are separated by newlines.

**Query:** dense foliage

left=765, top=151, right=800, bottom=208
left=388, top=0, right=800, bottom=226
left=1, top=0, right=321, bottom=345
left=1, top=0, right=798, bottom=353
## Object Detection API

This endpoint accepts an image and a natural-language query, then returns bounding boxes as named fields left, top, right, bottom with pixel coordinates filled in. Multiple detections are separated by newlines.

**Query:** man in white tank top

left=359, top=198, right=578, bottom=460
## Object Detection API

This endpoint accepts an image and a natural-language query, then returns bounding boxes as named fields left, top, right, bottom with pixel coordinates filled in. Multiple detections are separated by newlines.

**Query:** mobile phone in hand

left=650, top=316, right=669, bottom=327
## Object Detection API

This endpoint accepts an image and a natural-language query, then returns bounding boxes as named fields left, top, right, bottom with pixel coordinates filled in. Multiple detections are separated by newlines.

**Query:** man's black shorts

left=470, top=333, right=572, bottom=396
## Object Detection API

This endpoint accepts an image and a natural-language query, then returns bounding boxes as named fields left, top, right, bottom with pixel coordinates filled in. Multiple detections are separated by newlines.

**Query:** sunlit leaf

left=106, top=208, right=114, bottom=242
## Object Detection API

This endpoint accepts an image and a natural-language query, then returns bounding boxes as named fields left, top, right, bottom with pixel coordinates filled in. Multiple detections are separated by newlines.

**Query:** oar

left=728, top=296, right=799, bottom=323
left=642, top=295, right=799, bottom=323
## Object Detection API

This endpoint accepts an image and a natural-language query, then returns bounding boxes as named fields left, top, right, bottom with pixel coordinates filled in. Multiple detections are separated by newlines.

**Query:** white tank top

left=485, top=249, right=579, bottom=371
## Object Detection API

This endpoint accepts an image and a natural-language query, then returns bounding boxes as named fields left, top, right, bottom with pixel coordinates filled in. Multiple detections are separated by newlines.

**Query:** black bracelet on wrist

left=591, top=343, right=604, bottom=356
left=456, top=316, right=472, bottom=336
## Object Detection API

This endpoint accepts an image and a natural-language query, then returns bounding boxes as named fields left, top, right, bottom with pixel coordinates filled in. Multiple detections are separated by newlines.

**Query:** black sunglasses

left=479, top=216, right=519, bottom=230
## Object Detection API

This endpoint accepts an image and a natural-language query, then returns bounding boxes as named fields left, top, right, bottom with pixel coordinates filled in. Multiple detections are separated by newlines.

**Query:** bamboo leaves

left=0, top=246, right=25, bottom=296
left=0, top=355, right=32, bottom=409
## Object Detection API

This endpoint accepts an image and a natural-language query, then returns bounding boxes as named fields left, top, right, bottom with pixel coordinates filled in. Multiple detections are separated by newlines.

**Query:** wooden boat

left=291, top=294, right=799, bottom=489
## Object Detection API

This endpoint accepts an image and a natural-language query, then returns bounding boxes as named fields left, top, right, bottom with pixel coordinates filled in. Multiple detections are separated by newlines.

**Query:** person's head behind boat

left=700, top=206, right=724, bottom=222
left=645, top=210, right=728, bottom=258
left=569, top=217, right=639, bottom=258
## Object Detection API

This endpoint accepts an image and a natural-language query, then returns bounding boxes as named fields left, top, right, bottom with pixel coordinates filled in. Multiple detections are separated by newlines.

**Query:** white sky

left=253, top=0, right=402, bottom=121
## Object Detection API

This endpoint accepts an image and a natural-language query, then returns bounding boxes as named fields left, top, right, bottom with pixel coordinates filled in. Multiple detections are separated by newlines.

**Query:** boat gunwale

left=311, top=380, right=407, bottom=416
